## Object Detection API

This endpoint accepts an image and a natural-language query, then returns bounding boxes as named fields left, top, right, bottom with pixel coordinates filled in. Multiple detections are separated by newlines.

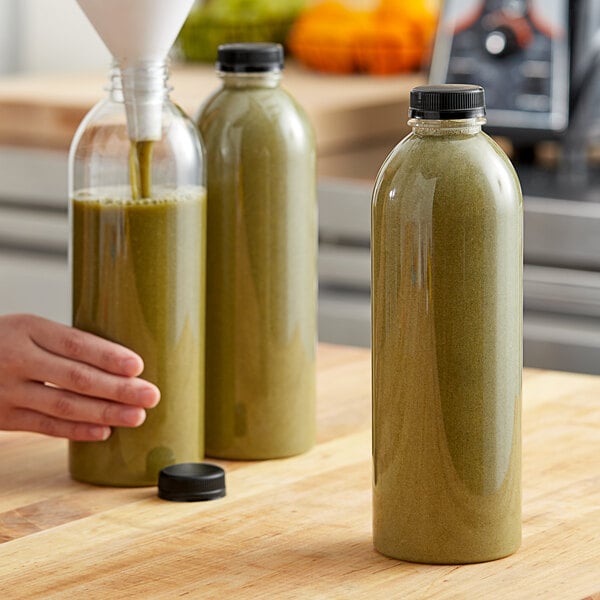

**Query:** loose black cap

left=409, top=85, right=486, bottom=119
left=158, top=463, right=226, bottom=502
left=217, top=43, right=284, bottom=73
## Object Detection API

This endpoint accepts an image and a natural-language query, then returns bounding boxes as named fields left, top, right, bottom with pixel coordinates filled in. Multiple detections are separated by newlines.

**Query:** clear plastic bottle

left=197, top=44, right=317, bottom=459
left=69, top=60, right=206, bottom=486
left=372, top=85, right=523, bottom=563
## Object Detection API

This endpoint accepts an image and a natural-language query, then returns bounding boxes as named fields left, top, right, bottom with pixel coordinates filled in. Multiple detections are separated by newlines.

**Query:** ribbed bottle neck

left=108, top=60, right=170, bottom=101
left=108, top=60, right=170, bottom=141
left=219, top=71, right=282, bottom=89
left=409, top=117, right=486, bottom=137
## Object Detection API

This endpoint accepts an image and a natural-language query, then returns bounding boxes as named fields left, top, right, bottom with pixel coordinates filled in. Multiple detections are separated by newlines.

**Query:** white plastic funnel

left=77, top=0, right=195, bottom=140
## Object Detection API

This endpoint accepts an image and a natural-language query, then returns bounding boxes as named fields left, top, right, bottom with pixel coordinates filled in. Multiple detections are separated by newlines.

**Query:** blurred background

left=0, top=0, right=439, bottom=74
left=1, top=0, right=599, bottom=374
left=0, top=0, right=109, bottom=74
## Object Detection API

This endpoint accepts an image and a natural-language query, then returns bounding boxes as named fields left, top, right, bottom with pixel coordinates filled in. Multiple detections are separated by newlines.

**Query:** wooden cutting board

left=0, top=343, right=599, bottom=599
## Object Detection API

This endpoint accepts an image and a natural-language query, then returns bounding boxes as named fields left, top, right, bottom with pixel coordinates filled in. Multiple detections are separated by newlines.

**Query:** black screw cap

left=158, top=463, right=226, bottom=502
left=409, top=84, right=486, bottom=119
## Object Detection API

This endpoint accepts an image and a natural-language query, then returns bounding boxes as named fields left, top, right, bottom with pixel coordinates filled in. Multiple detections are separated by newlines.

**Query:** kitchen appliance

left=430, top=0, right=600, bottom=187
left=425, top=0, right=600, bottom=373
left=430, top=0, right=571, bottom=139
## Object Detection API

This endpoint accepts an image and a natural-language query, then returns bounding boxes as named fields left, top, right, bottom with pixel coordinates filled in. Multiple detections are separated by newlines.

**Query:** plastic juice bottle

left=197, top=43, right=317, bottom=459
left=372, top=84, right=523, bottom=563
left=69, top=61, right=206, bottom=486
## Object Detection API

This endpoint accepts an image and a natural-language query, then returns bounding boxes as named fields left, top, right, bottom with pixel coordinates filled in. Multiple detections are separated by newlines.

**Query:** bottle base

left=69, top=470, right=160, bottom=487
left=205, top=442, right=315, bottom=461
left=373, top=541, right=521, bottom=565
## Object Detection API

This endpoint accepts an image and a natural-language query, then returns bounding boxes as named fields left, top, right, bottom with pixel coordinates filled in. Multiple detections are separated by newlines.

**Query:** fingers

left=11, top=314, right=160, bottom=408
left=1, top=379, right=152, bottom=441
left=20, top=382, right=147, bottom=428
left=6, top=407, right=112, bottom=442
left=0, top=314, right=161, bottom=441
left=30, top=350, right=161, bottom=408
left=27, top=315, right=144, bottom=377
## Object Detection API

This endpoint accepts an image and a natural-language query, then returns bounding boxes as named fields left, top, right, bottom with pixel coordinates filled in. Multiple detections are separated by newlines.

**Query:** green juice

left=372, top=123, right=522, bottom=563
left=198, top=74, right=317, bottom=459
left=69, top=187, right=206, bottom=486
left=129, top=140, right=154, bottom=200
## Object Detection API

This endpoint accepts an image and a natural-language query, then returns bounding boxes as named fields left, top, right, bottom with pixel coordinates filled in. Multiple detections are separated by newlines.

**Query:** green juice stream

left=129, top=141, right=154, bottom=200
left=69, top=186, right=206, bottom=486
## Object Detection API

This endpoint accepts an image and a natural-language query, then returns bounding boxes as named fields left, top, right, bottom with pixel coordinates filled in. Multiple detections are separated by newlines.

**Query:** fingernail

left=122, top=356, right=143, bottom=375
left=122, top=406, right=146, bottom=427
left=138, top=384, right=160, bottom=408
left=91, top=426, right=111, bottom=441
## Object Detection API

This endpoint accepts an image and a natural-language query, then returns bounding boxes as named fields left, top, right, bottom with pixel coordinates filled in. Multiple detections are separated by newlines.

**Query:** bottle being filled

left=197, top=43, right=317, bottom=460
left=69, top=0, right=205, bottom=486
left=371, top=85, right=523, bottom=563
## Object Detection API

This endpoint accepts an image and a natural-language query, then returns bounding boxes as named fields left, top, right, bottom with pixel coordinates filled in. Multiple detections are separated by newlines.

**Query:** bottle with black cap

left=196, top=43, right=317, bottom=460
left=372, top=85, right=523, bottom=563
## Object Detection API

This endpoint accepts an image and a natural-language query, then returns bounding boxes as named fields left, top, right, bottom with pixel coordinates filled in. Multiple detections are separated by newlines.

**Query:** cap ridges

left=217, top=43, right=284, bottom=73
left=158, top=463, right=226, bottom=502
left=409, top=84, right=486, bottom=119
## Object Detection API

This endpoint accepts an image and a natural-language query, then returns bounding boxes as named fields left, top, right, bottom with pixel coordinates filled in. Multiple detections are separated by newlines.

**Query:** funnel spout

left=120, top=60, right=168, bottom=141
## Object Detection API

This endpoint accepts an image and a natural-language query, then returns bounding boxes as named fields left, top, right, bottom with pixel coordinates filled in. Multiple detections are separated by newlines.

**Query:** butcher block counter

left=0, top=344, right=599, bottom=599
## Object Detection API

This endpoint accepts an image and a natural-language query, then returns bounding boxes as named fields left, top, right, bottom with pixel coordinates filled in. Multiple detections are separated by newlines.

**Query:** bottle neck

left=219, top=70, right=282, bottom=89
left=109, top=59, right=171, bottom=141
left=409, top=117, right=486, bottom=137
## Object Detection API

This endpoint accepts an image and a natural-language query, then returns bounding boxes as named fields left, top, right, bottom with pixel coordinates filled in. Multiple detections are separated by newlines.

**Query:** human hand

left=0, top=314, right=160, bottom=441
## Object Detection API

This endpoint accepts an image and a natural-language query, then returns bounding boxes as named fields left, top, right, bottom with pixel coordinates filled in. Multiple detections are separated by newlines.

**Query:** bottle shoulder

left=198, top=85, right=311, bottom=125
left=197, top=85, right=315, bottom=149
left=373, top=131, right=522, bottom=211
left=69, top=97, right=203, bottom=186
left=377, top=131, right=517, bottom=182
left=72, top=96, right=188, bottom=137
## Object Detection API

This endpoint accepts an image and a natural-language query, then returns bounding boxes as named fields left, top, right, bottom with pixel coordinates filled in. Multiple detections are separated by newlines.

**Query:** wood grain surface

left=0, top=343, right=599, bottom=599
